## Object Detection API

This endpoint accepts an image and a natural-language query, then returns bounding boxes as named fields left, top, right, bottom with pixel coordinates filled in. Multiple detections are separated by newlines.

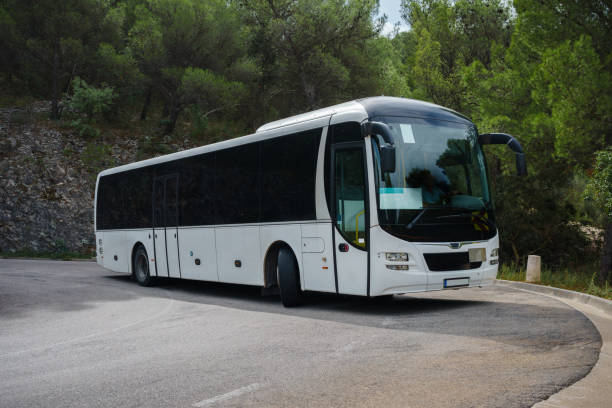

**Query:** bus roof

left=256, top=96, right=472, bottom=132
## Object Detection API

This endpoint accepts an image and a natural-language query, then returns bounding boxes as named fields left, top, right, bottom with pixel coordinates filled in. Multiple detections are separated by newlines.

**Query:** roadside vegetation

left=0, top=1, right=610, bottom=291
left=0, top=240, right=93, bottom=261
left=498, top=264, right=612, bottom=301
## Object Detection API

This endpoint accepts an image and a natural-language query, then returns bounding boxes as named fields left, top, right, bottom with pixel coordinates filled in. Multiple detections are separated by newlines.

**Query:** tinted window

left=261, top=129, right=321, bottom=221
left=325, top=122, right=362, bottom=216
left=97, top=168, right=153, bottom=230
left=123, top=168, right=152, bottom=228
left=97, top=128, right=323, bottom=229
left=215, top=143, right=260, bottom=224
left=165, top=175, right=178, bottom=227
left=179, top=154, right=215, bottom=226
left=97, top=174, right=123, bottom=230
left=153, top=177, right=164, bottom=227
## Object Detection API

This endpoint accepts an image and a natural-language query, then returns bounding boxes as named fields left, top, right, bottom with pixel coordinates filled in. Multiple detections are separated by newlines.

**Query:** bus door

left=331, top=142, right=369, bottom=295
left=153, top=174, right=181, bottom=278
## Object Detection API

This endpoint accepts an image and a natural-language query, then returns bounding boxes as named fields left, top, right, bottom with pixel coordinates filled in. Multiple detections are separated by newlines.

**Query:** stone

left=526, top=255, right=541, bottom=283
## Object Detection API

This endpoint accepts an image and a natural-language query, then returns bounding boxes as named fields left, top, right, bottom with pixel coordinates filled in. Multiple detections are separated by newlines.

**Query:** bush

left=67, top=77, right=116, bottom=121
left=70, top=118, right=101, bottom=139
left=81, top=142, right=115, bottom=175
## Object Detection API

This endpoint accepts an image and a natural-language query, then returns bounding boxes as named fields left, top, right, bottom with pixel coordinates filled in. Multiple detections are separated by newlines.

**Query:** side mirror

left=362, top=121, right=396, bottom=173
left=479, top=132, right=527, bottom=176
left=515, top=153, right=527, bottom=176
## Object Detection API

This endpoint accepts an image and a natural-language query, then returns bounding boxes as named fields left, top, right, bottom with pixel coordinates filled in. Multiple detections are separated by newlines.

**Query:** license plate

left=444, top=278, right=469, bottom=288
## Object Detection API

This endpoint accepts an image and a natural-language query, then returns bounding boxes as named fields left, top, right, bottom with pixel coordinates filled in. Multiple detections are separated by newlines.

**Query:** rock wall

left=0, top=103, right=138, bottom=254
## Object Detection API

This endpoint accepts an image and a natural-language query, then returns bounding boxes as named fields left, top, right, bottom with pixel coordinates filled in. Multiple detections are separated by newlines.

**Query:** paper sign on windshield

left=379, top=187, right=422, bottom=209
left=400, top=124, right=415, bottom=144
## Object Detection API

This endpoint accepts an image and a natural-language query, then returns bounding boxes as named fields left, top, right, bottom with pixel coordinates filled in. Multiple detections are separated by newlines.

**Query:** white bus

left=95, top=97, right=526, bottom=306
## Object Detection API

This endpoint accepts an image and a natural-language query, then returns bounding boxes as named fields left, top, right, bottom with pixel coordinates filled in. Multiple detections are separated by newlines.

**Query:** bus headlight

left=490, top=248, right=499, bottom=257
left=386, top=252, right=408, bottom=262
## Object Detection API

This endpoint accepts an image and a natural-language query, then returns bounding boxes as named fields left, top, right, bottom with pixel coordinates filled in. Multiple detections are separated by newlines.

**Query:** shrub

left=67, top=77, right=116, bottom=121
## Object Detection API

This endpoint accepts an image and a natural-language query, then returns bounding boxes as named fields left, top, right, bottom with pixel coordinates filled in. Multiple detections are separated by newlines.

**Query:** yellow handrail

left=355, top=209, right=365, bottom=246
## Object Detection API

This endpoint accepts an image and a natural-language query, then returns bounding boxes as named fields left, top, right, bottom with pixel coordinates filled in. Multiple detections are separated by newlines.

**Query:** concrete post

left=526, top=255, right=541, bottom=283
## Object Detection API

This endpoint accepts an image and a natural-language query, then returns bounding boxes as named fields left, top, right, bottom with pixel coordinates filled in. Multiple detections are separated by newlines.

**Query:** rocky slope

left=0, top=103, right=138, bottom=254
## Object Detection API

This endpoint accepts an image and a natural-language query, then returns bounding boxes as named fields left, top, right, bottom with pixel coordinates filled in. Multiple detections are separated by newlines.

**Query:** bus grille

left=423, top=252, right=482, bottom=272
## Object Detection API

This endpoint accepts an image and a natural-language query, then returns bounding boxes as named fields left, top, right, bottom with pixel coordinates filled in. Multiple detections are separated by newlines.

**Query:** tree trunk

left=140, top=87, right=152, bottom=121
left=299, top=69, right=315, bottom=109
left=163, top=105, right=181, bottom=135
left=599, top=221, right=612, bottom=285
left=50, top=43, right=60, bottom=120
left=511, top=241, right=520, bottom=266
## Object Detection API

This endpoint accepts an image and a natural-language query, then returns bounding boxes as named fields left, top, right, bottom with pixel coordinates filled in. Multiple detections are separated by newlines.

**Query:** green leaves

left=584, top=148, right=612, bottom=222
left=67, top=77, right=116, bottom=121
left=179, top=67, right=245, bottom=108
left=240, top=0, right=383, bottom=112
left=535, top=36, right=612, bottom=167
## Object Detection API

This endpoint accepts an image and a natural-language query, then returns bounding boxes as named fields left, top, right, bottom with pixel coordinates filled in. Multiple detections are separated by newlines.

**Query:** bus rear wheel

left=133, top=246, right=155, bottom=287
left=277, top=247, right=302, bottom=307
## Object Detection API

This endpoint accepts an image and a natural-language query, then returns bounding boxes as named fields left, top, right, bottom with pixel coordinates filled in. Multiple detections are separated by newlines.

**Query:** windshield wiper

left=436, top=213, right=472, bottom=220
left=435, top=208, right=481, bottom=219
left=405, top=209, right=427, bottom=229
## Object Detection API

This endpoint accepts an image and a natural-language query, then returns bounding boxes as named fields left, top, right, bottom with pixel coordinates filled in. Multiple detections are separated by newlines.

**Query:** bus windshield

left=371, top=116, right=495, bottom=242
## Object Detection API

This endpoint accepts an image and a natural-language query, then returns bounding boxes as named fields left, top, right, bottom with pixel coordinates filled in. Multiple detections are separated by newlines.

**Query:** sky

left=378, top=0, right=410, bottom=36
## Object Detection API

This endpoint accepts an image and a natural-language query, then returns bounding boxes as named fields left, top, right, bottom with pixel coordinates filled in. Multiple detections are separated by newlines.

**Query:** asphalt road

left=0, top=259, right=601, bottom=408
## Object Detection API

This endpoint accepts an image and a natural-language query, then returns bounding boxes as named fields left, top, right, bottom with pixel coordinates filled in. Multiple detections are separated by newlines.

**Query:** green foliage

left=96, top=43, right=144, bottom=107
left=68, top=77, right=116, bottom=121
left=497, top=263, right=612, bottom=300
left=239, top=0, right=385, bottom=119
left=81, top=142, right=115, bottom=174
left=136, top=135, right=174, bottom=160
left=401, top=0, right=513, bottom=111
left=70, top=119, right=101, bottom=139
left=0, top=247, right=94, bottom=260
left=1, top=0, right=124, bottom=118
left=584, top=148, right=612, bottom=224
left=534, top=36, right=612, bottom=167
left=129, top=0, right=248, bottom=134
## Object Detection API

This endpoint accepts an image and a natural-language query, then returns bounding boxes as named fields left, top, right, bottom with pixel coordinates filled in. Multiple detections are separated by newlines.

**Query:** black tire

left=277, top=247, right=302, bottom=307
left=373, top=294, right=394, bottom=303
left=133, top=246, right=155, bottom=287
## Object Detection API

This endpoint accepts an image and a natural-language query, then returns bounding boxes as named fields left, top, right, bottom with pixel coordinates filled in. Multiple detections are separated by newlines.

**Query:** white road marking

left=193, top=383, right=262, bottom=407
left=331, top=340, right=359, bottom=357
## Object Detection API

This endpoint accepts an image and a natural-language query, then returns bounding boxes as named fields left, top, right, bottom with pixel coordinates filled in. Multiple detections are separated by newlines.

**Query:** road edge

left=494, top=279, right=612, bottom=316
left=494, top=279, right=611, bottom=408
left=0, top=257, right=96, bottom=262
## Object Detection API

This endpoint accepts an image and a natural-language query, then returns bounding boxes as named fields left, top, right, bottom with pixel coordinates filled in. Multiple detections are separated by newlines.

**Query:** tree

left=584, top=148, right=612, bottom=284
left=2, top=0, right=123, bottom=119
left=238, top=0, right=385, bottom=118
left=400, top=0, right=513, bottom=112
left=513, top=0, right=612, bottom=58
left=129, top=0, right=248, bottom=134
left=454, top=0, right=612, bottom=271
left=534, top=36, right=612, bottom=167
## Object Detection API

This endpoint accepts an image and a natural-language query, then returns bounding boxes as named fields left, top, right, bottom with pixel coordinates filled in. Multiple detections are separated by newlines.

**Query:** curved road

left=0, top=259, right=601, bottom=408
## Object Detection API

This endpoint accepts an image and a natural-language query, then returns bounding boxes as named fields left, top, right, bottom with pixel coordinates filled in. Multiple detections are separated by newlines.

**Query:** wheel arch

left=263, top=240, right=301, bottom=289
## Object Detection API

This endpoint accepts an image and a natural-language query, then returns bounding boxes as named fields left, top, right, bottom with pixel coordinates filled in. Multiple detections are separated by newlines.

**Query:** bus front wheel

left=277, top=247, right=302, bottom=307
left=133, top=246, right=155, bottom=287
